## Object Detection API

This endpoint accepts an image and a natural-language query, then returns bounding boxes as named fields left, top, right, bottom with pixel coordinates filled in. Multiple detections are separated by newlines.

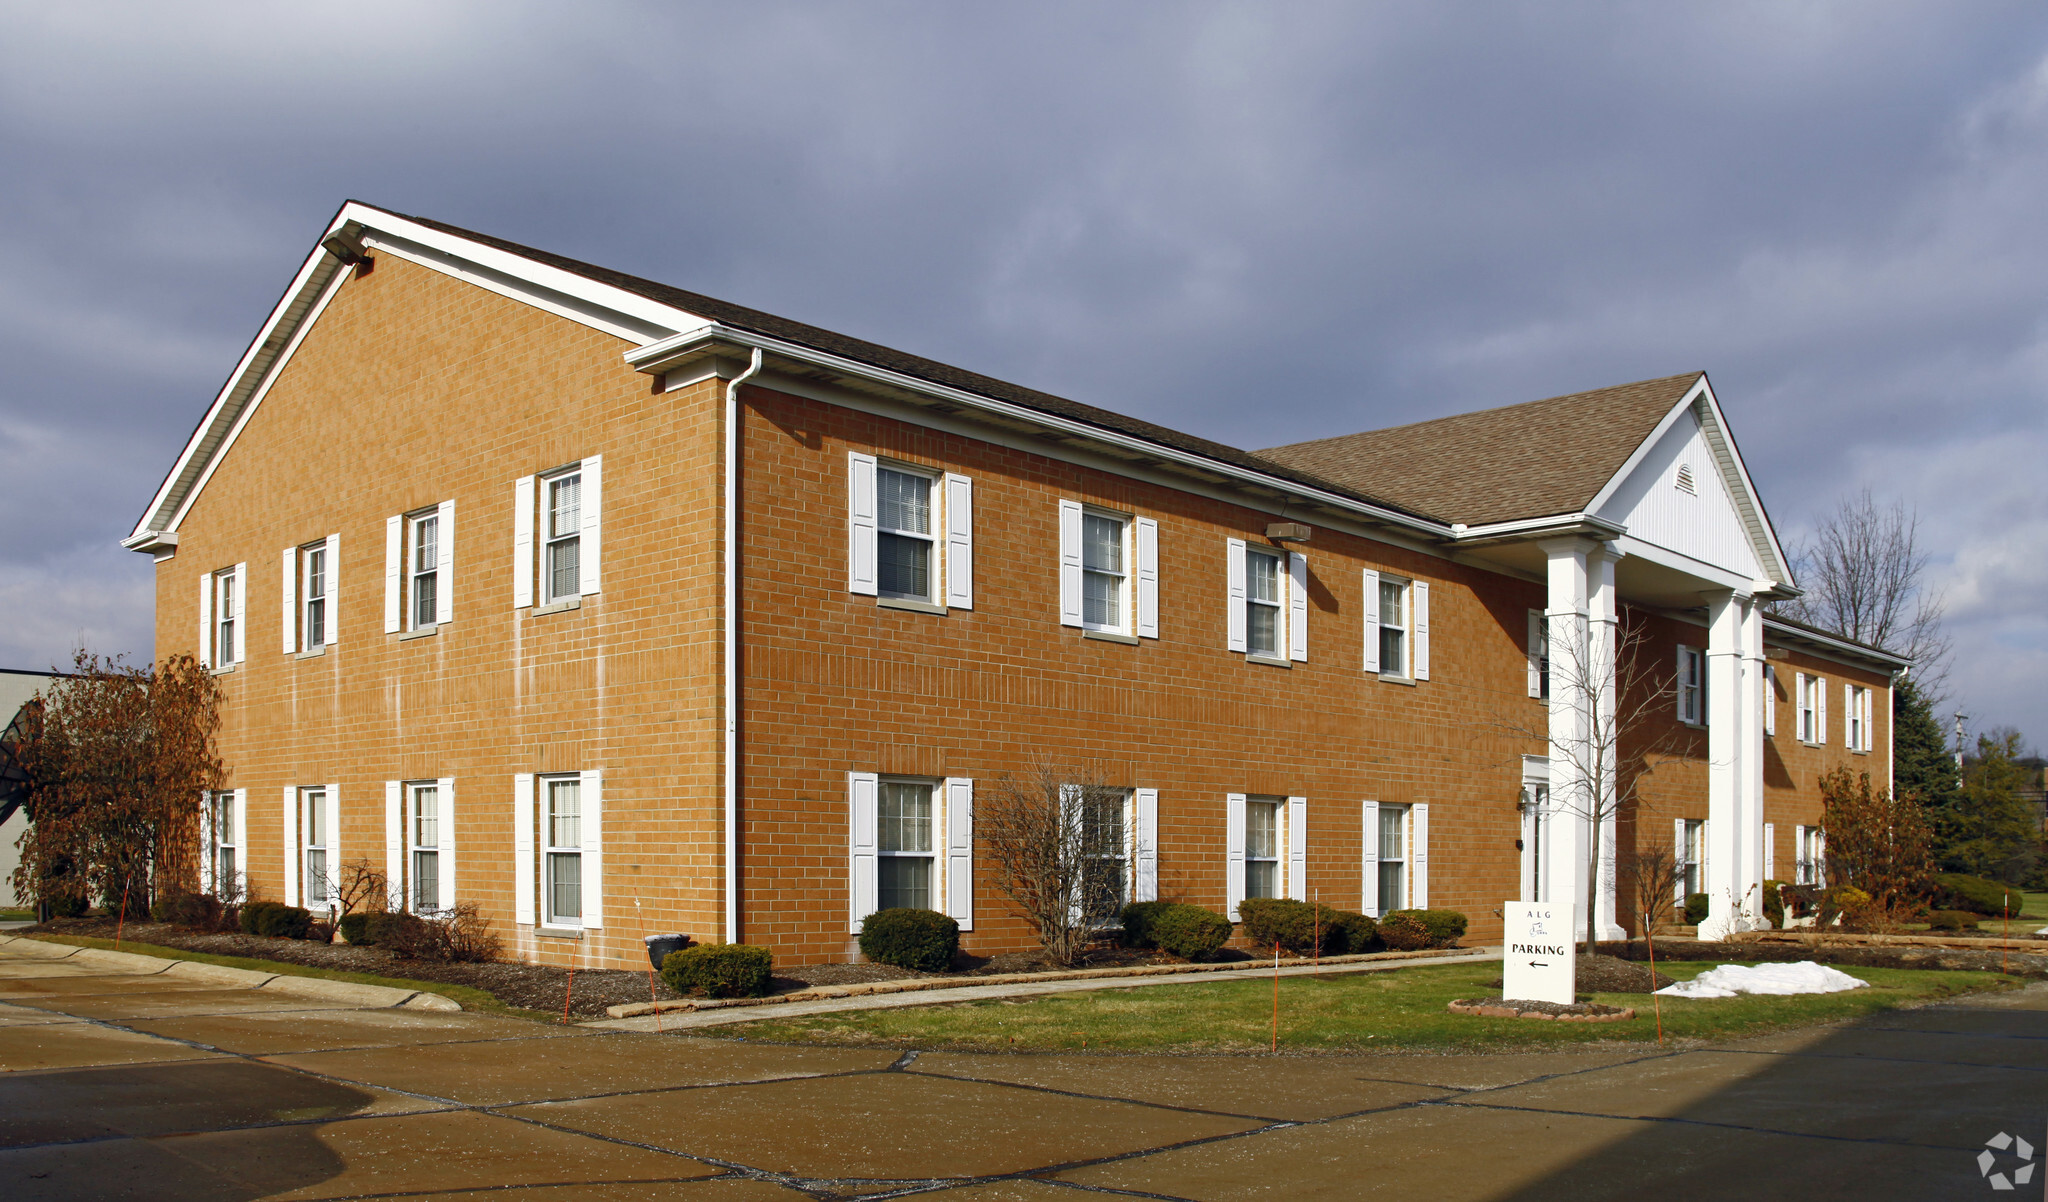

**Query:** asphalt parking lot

left=1, top=936, right=2042, bottom=1200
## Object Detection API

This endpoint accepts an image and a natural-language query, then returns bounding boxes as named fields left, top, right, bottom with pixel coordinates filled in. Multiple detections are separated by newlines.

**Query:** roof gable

left=1596, top=403, right=1762, bottom=579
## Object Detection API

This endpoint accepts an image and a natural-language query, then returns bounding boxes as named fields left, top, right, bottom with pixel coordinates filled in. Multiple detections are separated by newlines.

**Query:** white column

left=1699, top=590, right=1754, bottom=940
left=1740, top=597, right=1768, bottom=920
left=1588, top=545, right=1627, bottom=941
left=1541, top=539, right=1592, bottom=943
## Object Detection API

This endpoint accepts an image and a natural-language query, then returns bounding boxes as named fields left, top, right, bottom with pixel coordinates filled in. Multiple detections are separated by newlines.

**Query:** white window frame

left=1377, top=575, right=1413, bottom=679
left=1079, top=508, right=1132, bottom=635
left=1243, top=547, right=1284, bottom=660
left=541, top=468, right=584, bottom=606
left=1676, top=645, right=1704, bottom=726
left=877, top=463, right=939, bottom=605
left=1678, top=818, right=1705, bottom=899
left=1793, top=824, right=1825, bottom=886
left=301, top=787, right=330, bottom=909
left=407, top=781, right=442, bottom=913
left=542, top=774, right=584, bottom=927
left=289, top=536, right=339, bottom=652
left=876, top=776, right=938, bottom=912
left=408, top=510, right=441, bottom=631
left=1847, top=684, right=1872, bottom=753
left=302, top=543, right=329, bottom=649
left=214, top=567, right=241, bottom=667
left=1796, top=672, right=1827, bottom=745
left=204, top=789, right=240, bottom=894
left=1242, top=795, right=1282, bottom=904
left=1762, top=663, right=1776, bottom=736
left=1527, top=609, right=1549, bottom=699
left=1375, top=803, right=1409, bottom=915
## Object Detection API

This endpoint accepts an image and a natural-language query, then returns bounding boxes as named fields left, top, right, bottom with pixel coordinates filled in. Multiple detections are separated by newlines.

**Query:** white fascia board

left=626, top=325, right=1453, bottom=541
left=1762, top=618, right=1911, bottom=673
left=1451, top=512, right=1627, bottom=545
left=128, top=245, right=346, bottom=540
left=1610, top=533, right=1763, bottom=595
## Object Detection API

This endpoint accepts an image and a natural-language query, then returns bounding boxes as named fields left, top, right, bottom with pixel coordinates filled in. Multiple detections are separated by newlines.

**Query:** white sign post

left=1503, top=902, right=1576, bottom=1005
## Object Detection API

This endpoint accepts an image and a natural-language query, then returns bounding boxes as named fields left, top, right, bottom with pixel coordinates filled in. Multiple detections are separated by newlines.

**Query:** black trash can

left=644, top=933, right=691, bottom=971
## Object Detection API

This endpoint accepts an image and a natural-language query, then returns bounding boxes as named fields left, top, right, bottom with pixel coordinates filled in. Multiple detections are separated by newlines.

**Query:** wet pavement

left=1, top=936, right=2043, bottom=1199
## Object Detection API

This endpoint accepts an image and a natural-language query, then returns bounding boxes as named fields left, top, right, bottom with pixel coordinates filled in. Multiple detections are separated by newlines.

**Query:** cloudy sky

left=4, top=2, right=2046, bottom=741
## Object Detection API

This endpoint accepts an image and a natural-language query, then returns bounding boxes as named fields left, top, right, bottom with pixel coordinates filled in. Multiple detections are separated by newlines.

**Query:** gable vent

left=1675, top=463, right=1697, bottom=495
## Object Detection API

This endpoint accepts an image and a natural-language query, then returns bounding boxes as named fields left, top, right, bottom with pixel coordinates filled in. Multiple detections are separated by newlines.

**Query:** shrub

left=373, top=905, right=501, bottom=962
left=1927, top=909, right=1980, bottom=931
left=240, top=900, right=312, bottom=939
left=1377, top=913, right=1431, bottom=951
left=1238, top=898, right=1375, bottom=955
left=661, top=943, right=773, bottom=998
left=151, top=891, right=222, bottom=930
left=1376, top=913, right=1474, bottom=950
left=1762, top=881, right=1785, bottom=930
left=858, top=908, right=959, bottom=972
left=1935, top=873, right=2021, bottom=917
left=1683, top=893, right=1710, bottom=925
left=306, top=920, right=334, bottom=944
left=1118, top=901, right=1175, bottom=949
left=1147, top=904, right=1232, bottom=960
left=337, top=911, right=374, bottom=945
left=46, top=893, right=87, bottom=919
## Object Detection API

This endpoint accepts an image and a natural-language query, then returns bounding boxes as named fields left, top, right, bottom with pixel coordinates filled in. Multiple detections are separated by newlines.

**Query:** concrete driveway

left=0, top=937, right=2041, bottom=1200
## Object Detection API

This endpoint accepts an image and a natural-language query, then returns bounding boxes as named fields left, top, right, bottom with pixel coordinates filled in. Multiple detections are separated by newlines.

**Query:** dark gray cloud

left=5, top=1, right=2046, bottom=740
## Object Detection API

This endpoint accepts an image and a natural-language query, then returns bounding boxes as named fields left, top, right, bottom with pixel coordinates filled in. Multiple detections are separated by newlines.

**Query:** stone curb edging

left=1447, top=999, right=1637, bottom=1023
left=1734, top=931, right=2048, bottom=951
left=605, top=945, right=1480, bottom=1019
left=0, top=933, right=460, bottom=1011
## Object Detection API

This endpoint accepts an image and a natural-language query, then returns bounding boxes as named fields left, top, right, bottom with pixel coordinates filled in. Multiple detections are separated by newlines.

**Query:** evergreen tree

left=1934, top=730, right=2040, bottom=883
left=1892, top=676, right=1956, bottom=808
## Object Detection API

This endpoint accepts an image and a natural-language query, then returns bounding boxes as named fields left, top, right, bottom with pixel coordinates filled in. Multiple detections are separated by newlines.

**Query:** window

left=302, top=545, right=328, bottom=648
left=208, top=791, right=238, bottom=890
left=215, top=570, right=239, bottom=665
left=1244, top=548, right=1282, bottom=659
left=1244, top=797, right=1281, bottom=901
left=1083, top=789, right=1129, bottom=907
left=874, top=467, right=936, bottom=602
left=1377, top=804, right=1408, bottom=914
left=544, top=776, right=582, bottom=925
left=877, top=779, right=934, bottom=911
left=1797, top=672, right=1826, bottom=744
left=1378, top=578, right=1409, bottom=677
left=1528, top=611, right=1550, bottom=700
left=1522, top=786, right=1550, bottom=903
left=409, top=782, right=440, bottom=912
left=1081, top=512, right=1129, bottom=632
left=849, top=453, right=973, bottom=610
left=302, top=788, right=329, bottom=908
left=410, top=512, right=440, bottom=629
left=1795, top=825, right=1823, bottom=886
left=543, top=471, right=581, bottom=604
left=1680, top=819, right=1704, bottom=898
left=1677, top=646, right=1704, bottom=725
left=1847, top=685, right=1871, bottom=752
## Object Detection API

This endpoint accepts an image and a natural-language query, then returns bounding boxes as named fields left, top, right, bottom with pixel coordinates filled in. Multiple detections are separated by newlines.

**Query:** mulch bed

left=1449, top=998, right=1636, bottom=1022
left=1488, top=953, right=1674, bottom=995
left=1601, top=939, right=2048, bottom=980
left=22, top=919, right=1254, bottom=1019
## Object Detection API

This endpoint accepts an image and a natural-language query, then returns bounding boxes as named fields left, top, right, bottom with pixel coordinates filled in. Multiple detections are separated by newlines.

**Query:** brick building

left=123, top=202, right=1905, bottom=967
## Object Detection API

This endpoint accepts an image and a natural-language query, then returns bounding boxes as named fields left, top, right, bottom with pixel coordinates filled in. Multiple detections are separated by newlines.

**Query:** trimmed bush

left=1146, top=904, right=1232, bottom=960
left=1935, top=873, right=2021, bottom=917
left=46, top=894, right=87, bottom=919
left=337, top=911, right=374, bottom=945
left=1926, top=909, right=1980, bottom=931
left=360, top=911, right=413, bottom=948
left=1382, top=908, right=1466, bottom=949
left=858, top=908, right=959, bottom=972
left=240, top=900, right=312, bottom=939
left=152, top=891, right=222, bottom=930
left=1761, top=881, right=1786, bottom=930
left=1684, top=892, right=1710, bottom=926
left=1238, top=898, right=1375, bottom=955
left=371, top=906, right=501, bottom=962
left=661, top=943, right=773, bottom=998
left=1118, top=901, right=1176, bottom=949
left=1376, top=912, right=1430, bottom=951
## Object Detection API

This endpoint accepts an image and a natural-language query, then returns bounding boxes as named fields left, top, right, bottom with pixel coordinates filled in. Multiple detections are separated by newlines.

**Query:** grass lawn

left=11, top=932, right=552, bottom=1021
left=2022, top=891, right=2048, bottom=926
left=0, top=908, right=35, bottom=922
left=717, top=960, right=2021, bottom=1053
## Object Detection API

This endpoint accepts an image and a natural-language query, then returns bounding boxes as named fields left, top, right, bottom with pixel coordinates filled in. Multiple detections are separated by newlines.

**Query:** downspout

left=724, top=347, right=764, bottom=945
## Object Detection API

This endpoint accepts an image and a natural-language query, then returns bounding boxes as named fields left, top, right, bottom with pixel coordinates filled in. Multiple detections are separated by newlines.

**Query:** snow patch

left=1654, top=961, right=1869, bottom=999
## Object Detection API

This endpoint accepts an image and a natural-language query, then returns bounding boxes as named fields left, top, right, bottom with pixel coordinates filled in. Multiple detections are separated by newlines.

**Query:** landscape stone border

left=0, top=933, right=461, bottom=1010
left=1448, top=998, right=1636, bottom=1023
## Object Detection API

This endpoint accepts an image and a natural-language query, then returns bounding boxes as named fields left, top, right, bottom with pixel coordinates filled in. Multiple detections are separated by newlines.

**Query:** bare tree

left=1779, top=490, right=1949, bottom=692
left=978, top=761, right=1129, bottom=966
left=1497, top=615, right=1677, bottom=956
left=1629, top=843, right=1684, bottom=951
left=331, top=857, right=388, bottom=922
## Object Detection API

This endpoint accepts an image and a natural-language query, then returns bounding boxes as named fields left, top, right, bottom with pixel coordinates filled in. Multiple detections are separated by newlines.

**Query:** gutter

left=723, top=347, right=764, bottom=946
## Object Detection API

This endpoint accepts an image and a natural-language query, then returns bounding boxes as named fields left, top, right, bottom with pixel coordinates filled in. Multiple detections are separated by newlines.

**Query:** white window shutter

left=198, top=573, right=213, bottom=667
left=943, top=473, right=973, bottom=610
left=434, top=502, right=454, bottom=627
left=199, top=793, right=214, bottom=893
left=1135, top=517, right=1159, bottom=639
left=1676, top=645, right=1691, bottom=721
left=436, top=777, right=456, bottom=912
left=582, top=769, right=603, bottom=928
left=1361, top=569, right=1381, bottom=673
left=1763, top=823, right=1776, bottom=885
left=1226, top=539, right=1247, bottom=653
left=579, top=454, right=602, bottom=596
left=1286, top=796, right=1307, bottom=900
left=1361, top=801, right=1381, bottom=916
left=281, top=549, right=297, bottom=654
left=847, top=452, right=878, bottom=596
left=1762, top=666, right=1774, bottom=735
left=944, top=777, right=974, bottom=930
left=232, top=564, right=247, bottom=662
left=323, top=785, right=339, bottom=900
left=1058, top=500, right=1084, bottom=627
left=1845, top=684, right=1855, bottom=750
left=1288, top=553, right=1309, bottom=663
left=1133, top=788, right=1158, bottom=902
left=1527, top=610, right=1544, bottom=698
left=1817, top=677, right=1828, bottom=745
left=1815, top=830, right=1826, bottom=887
left=1700, top=819, right=1710, bottom=883
left=1410, top=803, right=1429, bottom=908
left=323, top=534, right=340, bottom=645
left=848, top=772, right=879, bottom=933
left=513, top=476, right=535, bottom=609
left=1225, top=793, right=1246, bottom=921
left=1794, top=824, right=1807, bottom=884
left=513, top=774, right=535, bottom=926
left=1412, top=581, right=1430, bottom=680
left=232, top=788, right=247, bottom=883
left=384, top=516, right=402, bottom=633
left=385, top=781, right=403, bottom=906
left=281, top=786, right=299, bottom=907
left=1674, top=817, right=1688, bottom=904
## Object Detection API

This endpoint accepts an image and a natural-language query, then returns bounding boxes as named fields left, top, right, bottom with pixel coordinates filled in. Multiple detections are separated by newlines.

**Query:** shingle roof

left=370, top=205, right=1438, bottom=526
left=1256, top=373, right=1703, bottom=526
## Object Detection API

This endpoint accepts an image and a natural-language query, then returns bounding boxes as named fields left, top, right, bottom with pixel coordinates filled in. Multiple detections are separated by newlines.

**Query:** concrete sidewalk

left=589, top=946, right=1504, bottom=1031
left=0, top=933, right=459, bottom=1011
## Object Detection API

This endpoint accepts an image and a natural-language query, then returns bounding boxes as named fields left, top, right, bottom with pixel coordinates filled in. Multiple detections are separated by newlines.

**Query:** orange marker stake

left=560, top=969, right=576, bottom=1024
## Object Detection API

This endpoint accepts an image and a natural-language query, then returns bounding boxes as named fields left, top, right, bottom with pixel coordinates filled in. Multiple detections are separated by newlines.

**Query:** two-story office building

left=124, top=202, right=1904, bottom=967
